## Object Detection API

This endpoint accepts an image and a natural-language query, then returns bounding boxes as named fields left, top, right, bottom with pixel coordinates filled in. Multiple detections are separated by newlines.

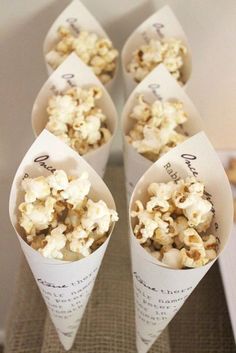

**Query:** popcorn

left=126, top=95, right=188, bottom=162
left=38, top=224, right=67, bottom=260
left=127, top=37, right=187, bottom=84
left=18, top=170, right=118, bottom=261
left=81, top=199, right=119, bottom=235
left=132, top=177, right=218, bottom=269
left=22, top=176, right=50, bottom=203
left=46, top=26, right=118, bottom=84
left=60, top=172, right=91, bottom=208
left=162, top=248, right=182, bottom=269
left=45, top=86, right=111, bottom=155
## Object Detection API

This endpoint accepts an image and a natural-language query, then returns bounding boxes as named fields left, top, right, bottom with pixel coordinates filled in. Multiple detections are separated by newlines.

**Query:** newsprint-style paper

left=9, top=130, right=117, bottom=350
left=122, top=5, right=192, bottom=97
left=43, top=0, right=118, bottom=91
left=32, top=53, right=118, bottom=178
left=122, top=64, right=203, bottom=201
left=129, top=132, right=233, bottom=353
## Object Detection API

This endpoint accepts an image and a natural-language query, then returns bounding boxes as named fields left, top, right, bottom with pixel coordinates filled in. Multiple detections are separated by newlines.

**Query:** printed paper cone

left=121, top=5, right=192, bottom=97
left=217, top=150, right=236, bottom=337
left=122, top=64, right=203, bottom=201
left=129, top=132, right=233, bottom=353
left=32, top=53, right=118, bottom=178
left=43, top=0, right=118, bottom=92
left=9, top=129, right=117, bottom=351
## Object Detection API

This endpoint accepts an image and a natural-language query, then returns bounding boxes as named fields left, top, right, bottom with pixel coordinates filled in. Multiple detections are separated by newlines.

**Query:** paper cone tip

left=136, top=335, right=150, bottom=353
left=59, top=335, right=74, bottom=351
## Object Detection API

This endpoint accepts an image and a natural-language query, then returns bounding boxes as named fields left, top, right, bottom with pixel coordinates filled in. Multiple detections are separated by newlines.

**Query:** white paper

left=217, top=150, right=236, bottom=343
left=9, top=129, right=117, bottom=351
left=129, top=132, right=233, bottom=353
left=122, top=64, right=203, bottom=201
left=32, top=53, right=118, bottom=178
left=121, top=5, right=192, bottom=97
left=43, top=0, right=118, bottom=91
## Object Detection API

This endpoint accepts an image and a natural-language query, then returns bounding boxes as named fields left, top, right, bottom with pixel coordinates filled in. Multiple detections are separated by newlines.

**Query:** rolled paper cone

left=129, top=132, right=233, bottom=353
left=122, top=64, right=203, bottom=202
left=121, top=5, right=192, bottom=98
left=9, top=129, right=117, bottom=351
left=43, top=0, right=118, bottom=92
left=217, top=150, right=236, bottom=339
left=32, top=53, right=118, bottom=178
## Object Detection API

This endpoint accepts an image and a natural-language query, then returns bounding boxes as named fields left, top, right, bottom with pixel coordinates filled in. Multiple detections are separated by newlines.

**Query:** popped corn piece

left=61, top=172, right=91, bottom=208
left=130, top=94, right=151, bottom=122
left=127, top=96, right=188, bottom=162
left=81, top=199, right=118, bottom=235
left=133, top=211, right=158, bottom=244
left=17, top=169, right=118, bottom=261
left=19, top=197, right=56, bottom=233
left=22, top=176, right=50, bottom=203
left=38, top=224, right=67, bottom=260
left=127, top=37, right=187, bottom=84
left=148, top=181, right=176, bottom=199
left=205, top=249, right=217, bottom=260
left=146, top=196, right=170, bottom=213
left=162, top=248, right=182, bottom=269
left=47, top=170, right=69, bottom=191
left=45, top=26, right=118, bottom=84
left=180, top=247, right=209, bottom=268
left=47, top=95, right=77, bottom=124
left=154, top=228, right=173, bottom=246
left=69, top=237, right=94, bottom=257
left=183, top=196, right=212, bottom=227
left=46, top=116, right=68, bottom=135
left=203, top=234, right=218, bottom=251
left=132, top=177, right=218, bottom=269
left=183, top=228, right=204, bottom=248
left=175, top=216, right=189, bottom=242
left=45, top=86, right=112, bottom=156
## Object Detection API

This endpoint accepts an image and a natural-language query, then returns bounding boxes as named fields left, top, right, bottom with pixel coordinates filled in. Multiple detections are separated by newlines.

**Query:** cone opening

left=32, top=74, right=118, bottom=161
left=9, top=130, right=117, bottom=265
left=128, top=133, right=233, bottom=271
left=121, top=73, right=199, bottom=167
left=43, top=0, right=119, bottom=84
left=121, top=5, right=192, bottom=88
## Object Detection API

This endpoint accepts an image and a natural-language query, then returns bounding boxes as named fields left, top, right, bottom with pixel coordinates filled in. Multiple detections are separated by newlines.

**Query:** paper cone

left=43, top=0, right=118, bottom=92
left=129, top=132, right=233, bottom=353
left=32, top=53, right=118, bottom=178
left=121, top=5, right=192, bottom=98
left=217, top=150, right=236, bottom=338
left=9, top=129, right=117, bottom=351
left=122, top=64, right=203, bottom=201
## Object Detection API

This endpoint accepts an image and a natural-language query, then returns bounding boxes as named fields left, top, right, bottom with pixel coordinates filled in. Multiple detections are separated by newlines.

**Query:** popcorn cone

left=217, top=150, right=236, bottom=337
left=122, top=64, right=203, bottom=201
left=32, top=53, right=118, bottom=178
left=121, top=5, right=192, bottom=97
left=43, top=0, right=118, bottom=92
left=9, top=130, right=117, bottom=351
left=129, top=132, right=233, bottom=353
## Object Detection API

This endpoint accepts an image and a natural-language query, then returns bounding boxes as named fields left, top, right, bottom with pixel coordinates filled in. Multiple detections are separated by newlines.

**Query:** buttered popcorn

left=45, top=86, right=112, bottom=155
left=18, top=170, right=118, bottom=261
left=131, top=177, right=218, bottom=269
left=46, top=26, right=118, bottom=84
left=127, top=37, right=187, bottom=84
left=127, top=95, right=188, bottom=162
